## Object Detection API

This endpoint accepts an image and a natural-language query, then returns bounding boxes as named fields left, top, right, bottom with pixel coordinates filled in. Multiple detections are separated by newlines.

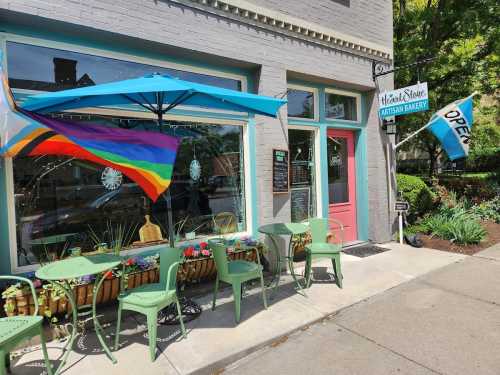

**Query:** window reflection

left=6, top=42, right=242, bottom=92
left=13, top=116, right=245, bottom=266
left=327, top=137, right=349, bottom=204
left=287, top=89, right=315, bottom=119
left=289, top=129, right=316, bottom=222
left=325, top=93, right=357, bottom=121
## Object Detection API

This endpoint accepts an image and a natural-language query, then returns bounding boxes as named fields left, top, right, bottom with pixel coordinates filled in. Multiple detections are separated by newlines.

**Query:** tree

left=393, top=0, right=499, bottom=176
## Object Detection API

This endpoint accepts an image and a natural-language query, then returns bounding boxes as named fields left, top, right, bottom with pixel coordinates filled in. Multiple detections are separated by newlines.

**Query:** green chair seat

left=0, top=316, right=44, bottom=347
left=0, top=276, right=52, bottom=375
left=304, top=218, right=344, bottom=289
left=115, top=247, right=187, bottom=362
left=209, top=240, right=267, bottom=323
left=228, top=260, right=262, bottom=275
left=305, top=242, right=341, bottom=254
left=119, top=284, right=176, bottom=307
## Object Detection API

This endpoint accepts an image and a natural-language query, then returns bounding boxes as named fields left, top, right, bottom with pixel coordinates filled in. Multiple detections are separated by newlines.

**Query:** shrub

left=420, top=206, right=487, bottom=245
left=470, top=196, right=500, bottom=223
left=447, top=218, right=486, bottom=245
left=396, top=174, right=436, bottom=221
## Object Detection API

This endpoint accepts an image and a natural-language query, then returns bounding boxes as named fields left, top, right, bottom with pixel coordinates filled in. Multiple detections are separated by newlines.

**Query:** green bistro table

left=35, top=254, right=122, bottom=374
left=258, top=223, right=308, bottom=296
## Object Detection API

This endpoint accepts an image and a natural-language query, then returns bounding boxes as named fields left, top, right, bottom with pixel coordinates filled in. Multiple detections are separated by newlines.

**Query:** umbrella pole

left=157, top=109, right=176, bottom=247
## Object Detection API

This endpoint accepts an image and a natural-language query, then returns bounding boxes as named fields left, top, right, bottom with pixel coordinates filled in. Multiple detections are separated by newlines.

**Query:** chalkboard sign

left=291, top=187, right=310, bottom=222
left=272, top=149, right=289, bottom=194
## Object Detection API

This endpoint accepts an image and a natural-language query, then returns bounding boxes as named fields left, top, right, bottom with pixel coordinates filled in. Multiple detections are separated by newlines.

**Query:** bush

left=469, top=196, right=500, bottom=223
left=396, top=174, right=436, bottom=221
left=419, top=204, right=487, bottom=245
left=435, top=175, right=498, bottom=202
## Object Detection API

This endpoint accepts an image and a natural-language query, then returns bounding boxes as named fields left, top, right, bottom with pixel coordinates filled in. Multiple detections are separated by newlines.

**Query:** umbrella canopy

left=21, top=73, right=286, bottom=117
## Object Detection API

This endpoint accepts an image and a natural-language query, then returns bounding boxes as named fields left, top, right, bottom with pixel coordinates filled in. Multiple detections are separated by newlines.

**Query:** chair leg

left=39, top=326, right=53, bottom=375
left=114, top=301, right=123, bottom=351
left=175, top=298, right=187, bottom=339
left=146, top=311, right=158, bottom=362
left=231, top=282, right=242, bottom=323
left=332, top=256, right=343, bottom=289
left=259, top=273, right=268, bottom=309
left=305, top=254, right=312, bottom=288
left=0, top=350, right=6, bottom=375
left=212, top=275, right=220, bottom=311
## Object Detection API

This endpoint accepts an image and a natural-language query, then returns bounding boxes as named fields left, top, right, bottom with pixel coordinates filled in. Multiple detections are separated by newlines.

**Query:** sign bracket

left=372, top=57, right=436, bottom=82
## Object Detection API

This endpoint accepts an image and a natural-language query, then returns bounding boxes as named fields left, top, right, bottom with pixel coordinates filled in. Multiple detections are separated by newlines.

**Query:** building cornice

left=172, top=0, right=392, bottom=62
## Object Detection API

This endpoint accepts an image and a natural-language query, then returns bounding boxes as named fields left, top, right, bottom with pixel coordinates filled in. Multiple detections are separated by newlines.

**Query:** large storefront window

left=6, top=42, right=242, bottom=92
left=289, top=129, right=316, bottom=222
left=13, top=116, right=246, bottom=266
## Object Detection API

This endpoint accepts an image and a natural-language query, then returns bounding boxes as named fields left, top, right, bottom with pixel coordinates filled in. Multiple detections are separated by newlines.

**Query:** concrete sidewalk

left=11, top=243, right=465, bottom=375
left=226, top=244, right=500, bottom=375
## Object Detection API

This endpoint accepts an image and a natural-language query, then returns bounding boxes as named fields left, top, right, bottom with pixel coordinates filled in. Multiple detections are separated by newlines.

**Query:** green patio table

left=35, top=254, right=122, bottom=374
left=258, top=223, right=308, bottom=296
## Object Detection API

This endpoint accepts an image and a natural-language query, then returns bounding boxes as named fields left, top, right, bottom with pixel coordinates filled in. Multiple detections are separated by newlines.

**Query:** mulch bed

left=420, top=221, right=500, bottom=255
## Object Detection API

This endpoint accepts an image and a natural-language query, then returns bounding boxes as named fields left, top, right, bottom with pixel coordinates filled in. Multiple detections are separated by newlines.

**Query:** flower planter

left=3, top=246, right=262, bottom=317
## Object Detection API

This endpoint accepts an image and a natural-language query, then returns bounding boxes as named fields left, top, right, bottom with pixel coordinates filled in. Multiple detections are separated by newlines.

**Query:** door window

left=327, top=137, right=349, bottom=204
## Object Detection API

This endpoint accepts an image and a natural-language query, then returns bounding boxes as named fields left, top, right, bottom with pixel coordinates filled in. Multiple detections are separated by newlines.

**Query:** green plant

left=88, top=221, right=138, bottom=255
left=397, top=174, right=436, bottom=221
left=447, top=218, right=487, bottom=245
left=469, top=196, right=500, bottom=223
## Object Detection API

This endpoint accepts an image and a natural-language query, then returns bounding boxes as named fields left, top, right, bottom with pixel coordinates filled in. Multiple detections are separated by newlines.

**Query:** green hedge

left=396, top=174, right=436, bottom=220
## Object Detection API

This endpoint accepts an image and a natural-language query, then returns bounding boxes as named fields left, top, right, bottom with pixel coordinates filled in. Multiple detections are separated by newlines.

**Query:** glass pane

left=6, top=42, right=242, bottom=92
left=325, top=93, right=357, bottom=121
left=327, top=137, right=349, bottom=204
left=289, top=129, right=316, bottom=222
left=13, top=116, right=245, bottom=266
left=287, top=89, right=315, bottom=119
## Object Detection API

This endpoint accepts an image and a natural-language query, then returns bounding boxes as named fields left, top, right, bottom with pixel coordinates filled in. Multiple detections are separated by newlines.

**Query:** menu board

left=272, top=149, right=289, bottom=194
left=291, top=187, right=310, bottom=222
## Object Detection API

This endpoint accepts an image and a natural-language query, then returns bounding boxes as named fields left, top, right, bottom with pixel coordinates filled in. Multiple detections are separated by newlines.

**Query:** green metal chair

left=114, top=246, right=186, bottom=362
left=209, top=239, right=267, bottom=323
left=0, top=276, right=52, bottom=375
left=304, top=218, right=344, bottom=288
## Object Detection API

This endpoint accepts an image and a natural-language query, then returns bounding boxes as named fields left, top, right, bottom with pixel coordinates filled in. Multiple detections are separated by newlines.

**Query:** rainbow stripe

left=23, top=112, right=180, bottom=201
left=1, top=51, right=180, bottom=201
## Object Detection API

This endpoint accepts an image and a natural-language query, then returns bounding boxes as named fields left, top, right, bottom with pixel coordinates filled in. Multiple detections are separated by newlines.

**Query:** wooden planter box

left=3, top=247, right=261, bottom=317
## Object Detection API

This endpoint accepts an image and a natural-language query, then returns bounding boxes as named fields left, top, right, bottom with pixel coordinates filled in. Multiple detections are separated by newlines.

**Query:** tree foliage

left=393, top=0, right=499, bottom=175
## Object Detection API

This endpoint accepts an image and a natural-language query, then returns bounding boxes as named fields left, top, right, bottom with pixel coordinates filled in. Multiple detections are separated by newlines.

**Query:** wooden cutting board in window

left=139, top=215, right=163, bottom=242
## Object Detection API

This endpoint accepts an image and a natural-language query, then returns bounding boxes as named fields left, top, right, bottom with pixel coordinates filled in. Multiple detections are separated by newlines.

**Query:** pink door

left=327, top=129, right=357, bottom=242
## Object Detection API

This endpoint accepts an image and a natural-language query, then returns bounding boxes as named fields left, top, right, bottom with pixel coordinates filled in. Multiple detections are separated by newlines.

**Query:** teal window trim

left=0, top=31, right=260, bottom=273
left=0, top=26, right=251, bottom=92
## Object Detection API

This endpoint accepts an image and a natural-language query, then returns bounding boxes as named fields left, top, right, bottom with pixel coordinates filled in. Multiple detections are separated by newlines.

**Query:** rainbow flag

left=0, top=51, right=179, bottom=202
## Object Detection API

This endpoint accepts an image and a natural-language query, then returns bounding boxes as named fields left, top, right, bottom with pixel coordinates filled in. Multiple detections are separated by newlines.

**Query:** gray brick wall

left=0, top=0, right=394, bottom=242
left=249, top=0, right=393, bottom=49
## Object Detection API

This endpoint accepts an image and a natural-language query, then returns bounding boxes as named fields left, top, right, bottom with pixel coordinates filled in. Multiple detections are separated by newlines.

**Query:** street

left=225, top=246, right=500, bottom=375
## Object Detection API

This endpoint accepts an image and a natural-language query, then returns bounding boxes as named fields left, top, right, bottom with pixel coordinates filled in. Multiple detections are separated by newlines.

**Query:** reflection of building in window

left=12, top=117, right=246, bottom=266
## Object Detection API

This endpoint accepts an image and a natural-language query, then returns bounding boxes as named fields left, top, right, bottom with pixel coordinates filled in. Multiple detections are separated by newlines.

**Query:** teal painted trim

left=247, top=117, right=258, bottom=237
left=355, top=127, right=369, bottom=241
left=0, top=159, right=12, bottom=275
left=2, top=24, right=253, bottom=90
left=319, top=123, right=329, bottom=219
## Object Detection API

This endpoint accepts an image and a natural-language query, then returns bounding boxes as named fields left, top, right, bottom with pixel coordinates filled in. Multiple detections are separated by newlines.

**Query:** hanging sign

left=379, top=82, right=429, bottom=119
left=272, top=149, right=289, bottom=194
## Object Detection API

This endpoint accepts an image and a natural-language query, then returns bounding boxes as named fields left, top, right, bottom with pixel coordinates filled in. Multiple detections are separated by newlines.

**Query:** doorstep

left=11, top=243, right=466, bottom=375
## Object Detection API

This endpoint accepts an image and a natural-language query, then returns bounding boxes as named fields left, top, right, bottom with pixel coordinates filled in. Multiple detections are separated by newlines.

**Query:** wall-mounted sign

left=272, top=149, right=289, bottom=194
left=379, top=82, right=429, bottom=119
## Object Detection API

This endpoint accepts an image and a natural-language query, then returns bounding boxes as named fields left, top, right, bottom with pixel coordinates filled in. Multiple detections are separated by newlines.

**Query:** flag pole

left=394, top=91, right=479, bottom=150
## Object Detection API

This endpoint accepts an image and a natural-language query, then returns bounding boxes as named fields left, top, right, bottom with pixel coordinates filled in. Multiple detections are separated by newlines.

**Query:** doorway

left=327, top=129, right=357, bottom=242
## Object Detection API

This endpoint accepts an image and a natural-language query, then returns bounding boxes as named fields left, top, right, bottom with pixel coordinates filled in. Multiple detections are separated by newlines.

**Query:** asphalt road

left=225, top=249, right=500, bottom=375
